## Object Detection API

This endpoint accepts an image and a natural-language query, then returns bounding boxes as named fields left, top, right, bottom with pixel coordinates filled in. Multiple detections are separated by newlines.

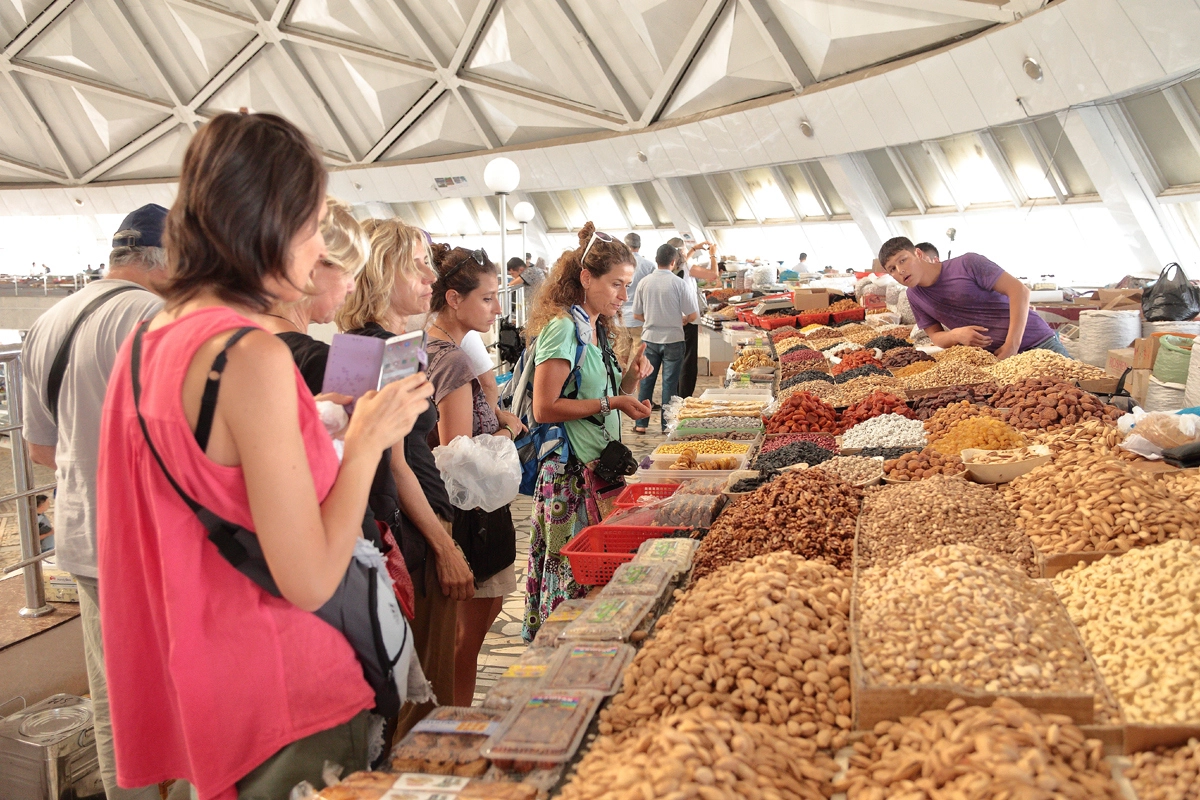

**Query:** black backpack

left=497, top=316, right=525, bottom=367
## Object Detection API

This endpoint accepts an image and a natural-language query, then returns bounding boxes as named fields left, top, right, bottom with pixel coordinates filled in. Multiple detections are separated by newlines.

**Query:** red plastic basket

left=833, top=307, right=866, bottom=323
left=560, top=525, right=675, bottom=585
left=613, top=483, right=679, bottom=508
left=756, top=315, right=797, bottom=330
left=797, top=311, right=831, bottom=327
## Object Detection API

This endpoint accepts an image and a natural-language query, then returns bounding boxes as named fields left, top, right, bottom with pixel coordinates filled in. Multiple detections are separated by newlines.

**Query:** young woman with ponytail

left=425, top=243, right=527, bottom=705
left=520, top=222, right=653, bottom=643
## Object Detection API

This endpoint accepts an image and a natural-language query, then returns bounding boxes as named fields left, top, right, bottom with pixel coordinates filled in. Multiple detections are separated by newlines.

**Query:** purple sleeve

left=905, top=289, right=938, bottom=331
left=961, top=252, right=1005, bottom=292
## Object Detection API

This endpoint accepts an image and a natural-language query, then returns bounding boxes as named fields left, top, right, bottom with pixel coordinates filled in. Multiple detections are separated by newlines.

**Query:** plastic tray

left=390, top=706, right=506, bottom=776
left=482, top=647, right=557, bottom=711
left=651, top=440, right=752, bottom=458
left=560, top=525, right=675, bottom=586
left=651, top=493, right=725, bottom=528
left=632, top=467, right=744, bottom=486
left=559, top=595, right=656, bottom=642
left=633, top=537, right=700, bottom=575
left=613, top=483, right=679, bottom=508
left=700, top=388, right=775, bottom=402
left=531, top=598, right=595, bottom=648
left=541, top=643, right=635, bottom=694
left=600, top=505, right=662, bottom=528
left=481, top=691, right=602, bottom=767
left=599, top=562, right=673, bottom=598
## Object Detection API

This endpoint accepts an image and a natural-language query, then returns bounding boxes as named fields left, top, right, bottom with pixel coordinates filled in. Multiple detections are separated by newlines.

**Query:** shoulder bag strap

left=46, top=285, right=141, bottom=424
left=193, top=327, right=255, bottom=452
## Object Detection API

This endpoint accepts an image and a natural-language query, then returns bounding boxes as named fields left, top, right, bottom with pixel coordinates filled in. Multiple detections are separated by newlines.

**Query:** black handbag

left=452, top=504, right=517, bottom=585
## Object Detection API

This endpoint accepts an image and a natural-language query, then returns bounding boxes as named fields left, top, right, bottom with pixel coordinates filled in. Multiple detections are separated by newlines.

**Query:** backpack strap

left=193, top=327, right=256, bottom=452
left=46, top=284, right=141, bottom=424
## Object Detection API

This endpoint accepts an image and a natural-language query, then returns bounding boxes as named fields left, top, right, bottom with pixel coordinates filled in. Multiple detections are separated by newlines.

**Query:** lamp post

left=483, top=157, right=520, bottom=320
left=512, top=201, right=535, bottom=326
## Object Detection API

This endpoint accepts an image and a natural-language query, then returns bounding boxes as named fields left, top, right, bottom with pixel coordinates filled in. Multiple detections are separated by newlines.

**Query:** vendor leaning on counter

left=878, top=236, right=1071, bottom=360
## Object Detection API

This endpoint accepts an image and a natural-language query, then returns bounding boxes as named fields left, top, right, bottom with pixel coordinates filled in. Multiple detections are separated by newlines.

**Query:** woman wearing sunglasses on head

left=521, top=222, right=653, bottom=643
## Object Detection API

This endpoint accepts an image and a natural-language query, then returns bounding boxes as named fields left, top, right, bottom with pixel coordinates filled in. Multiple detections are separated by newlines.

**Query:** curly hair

left=429, top=243, right=497, bottom=313
left=336, top=218, right=426, bottom=331
left=525, top=222, right=633, bottom=347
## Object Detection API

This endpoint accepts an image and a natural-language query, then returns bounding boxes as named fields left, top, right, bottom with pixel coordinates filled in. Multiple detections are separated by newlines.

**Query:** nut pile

left=669, top=450, right=740, bottom=471
left=777, top=381, right=837, bottom=404
left=731, top=351, right=776, bottom=372
left=1053, top=540, right=1200, bottom=724
left=679, top=399, right=767, bottom=419
left=836, top=391, right=914, bottom=433
left=964, top=446, right=1047, bottom=464
left=1162, top=470, right=1200, bottom=514
left=678, top=415, right=763, bottom=430
left=1032, top=419, right=1120, bottom=456
left=928, top=417, right=1027, bottom=456
left=858, top=544, right=1095, bottom=693
left=889, top=360, right=937, bottom=378
left=834, top=699, right=1120, bottom=800
left=987, top=348, right=1107, bottom=386
left=752, top=442, right=835, bottom=471
left=841, top=414, right=927, bottom=449
left=933, top=345, right=999, bottom=367
left=923, top=400, right=1006, bottom=442
left=812, top=456, right=883, bottom=486
left=827, top=376, right=908, bottom=408
left=912, top=384, right=1000, bottom=419
left=901, top=361, right=994, bottom=390
left=884, top=448, right=965, bottom=481
left=600, top=553, right=854, bottom=749
left=858, top=475, right=1037, bottom=576
left=657, top=440, right=751, bottom=455
left=832, top=350, right=884, bottom=376
left=828, top=298, right=861, bottom=313
left=563, top=707, right=838, bottom=800
left=691, top=470, right=860, bottom=579
left=989, top=378, right=1123, bottom=432
left=672, top=430, right=760, bottom=442
left=764, top=392, right=838, bottom=434
left=761, top=433, right=836, bottom=453
left=1003, top=457, right=1200, bottom=554
left=1124, top=738, right=1200, bottom=800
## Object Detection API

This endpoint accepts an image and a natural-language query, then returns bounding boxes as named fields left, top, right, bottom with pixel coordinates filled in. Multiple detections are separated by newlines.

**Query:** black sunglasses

left=441, top=247, right=488, bottom=282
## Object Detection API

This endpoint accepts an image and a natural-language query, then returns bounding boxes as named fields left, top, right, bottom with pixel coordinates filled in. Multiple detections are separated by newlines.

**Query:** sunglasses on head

left=580, top=230, right=613, bottom=264
left=441, top=247, right=488, bottom=282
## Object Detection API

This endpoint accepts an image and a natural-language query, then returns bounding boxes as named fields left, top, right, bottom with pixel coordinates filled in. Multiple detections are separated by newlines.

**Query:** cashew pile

left=1124, top=738, right=1200, bottom=800
left=1003, top=457, right=1199, bottom=554
left=858, top=545, right=1095, bottom=694
left=561, top=707, right=838, bottom=800
left=1052, top=540, right=1200, bottom=725
left=834, top=698, right=1120, bottom=800
left=858, top=475, right=1037, bottom=576
left=600, top=553, right=854, bottom=750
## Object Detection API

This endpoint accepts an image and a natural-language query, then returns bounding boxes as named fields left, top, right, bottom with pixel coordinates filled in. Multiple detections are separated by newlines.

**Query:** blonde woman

left=338, top=219, right=474, bottom=735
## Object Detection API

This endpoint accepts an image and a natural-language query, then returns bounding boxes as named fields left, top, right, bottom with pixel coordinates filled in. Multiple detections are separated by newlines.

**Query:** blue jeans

left=637, top=340, right=685, bottom=431
left=1030, top=331, right=1071, bottom=357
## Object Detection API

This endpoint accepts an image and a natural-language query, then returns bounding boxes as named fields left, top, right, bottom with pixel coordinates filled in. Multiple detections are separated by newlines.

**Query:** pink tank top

left=96, top=307, right=373, bottom=800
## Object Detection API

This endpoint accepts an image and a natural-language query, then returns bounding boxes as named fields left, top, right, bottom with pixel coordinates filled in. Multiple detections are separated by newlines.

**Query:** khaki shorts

left=475, top=562, right=517, bottom=599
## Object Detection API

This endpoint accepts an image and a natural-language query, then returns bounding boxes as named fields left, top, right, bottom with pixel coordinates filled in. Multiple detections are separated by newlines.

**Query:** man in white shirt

left=618, top=233, right=655, bottom=364
left=22, top=206, right=176, bottom=800
left=667, top=237, right=720, bottom=398
left=632, top=244, right=699, bottom=433
left=792, top=252, right=810, bottom=273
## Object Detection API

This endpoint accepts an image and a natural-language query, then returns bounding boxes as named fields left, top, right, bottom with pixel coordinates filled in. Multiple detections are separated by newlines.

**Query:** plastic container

left=652, top=440, right=752, bottom=459
left=674, top=475, right=730, bottom=495
left=390, top=706, right=507, bottom=776
left=559, top=595, right=656, bottom=641
left=700, top=388, right=774, bottom=402
left=632, top=466, right=744, bottom=486
left=560, top=525, right=675, bottom=586
left=481, top=691, right=602, bottom=769
left=652, top=493, right=725, bottom=528
left=613, top=483, right=679, bottom=508
left=531, top=598, right=595, bottom=647
left=633, top=537, right=700, bottom=576
left=601, top=504, right=663, bottom=527
left=599, top=562, right=673, bottom=598
left=541, top=643, right=635, bottom=694
left=482, top=647, right=557, bottom=711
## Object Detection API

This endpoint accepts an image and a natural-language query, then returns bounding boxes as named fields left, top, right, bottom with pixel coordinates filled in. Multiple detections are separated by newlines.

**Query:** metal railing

left=0, top=344, right=56, bottom=618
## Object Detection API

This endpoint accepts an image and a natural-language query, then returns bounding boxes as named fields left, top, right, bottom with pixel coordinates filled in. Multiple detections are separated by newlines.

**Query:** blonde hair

left=322, top=197, right=369, bottom=277
left=336, top=218, right=425, bottom=332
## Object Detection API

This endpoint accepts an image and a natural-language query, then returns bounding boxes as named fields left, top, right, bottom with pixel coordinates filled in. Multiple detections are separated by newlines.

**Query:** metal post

left=1, top=348, right=53, bottom=618
left=499, top=193, right=509, bottom=319
left=518, top=221, right=528, bottom=326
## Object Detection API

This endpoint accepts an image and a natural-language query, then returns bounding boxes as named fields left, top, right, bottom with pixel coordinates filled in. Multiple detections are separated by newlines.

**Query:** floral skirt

left=521, top=458, right=619, bottom=642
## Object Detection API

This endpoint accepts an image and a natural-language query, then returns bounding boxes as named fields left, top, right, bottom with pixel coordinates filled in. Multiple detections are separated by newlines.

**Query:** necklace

left=430, top=322, right=460, bottom=344
left=264, top=312, right=301, bottom=332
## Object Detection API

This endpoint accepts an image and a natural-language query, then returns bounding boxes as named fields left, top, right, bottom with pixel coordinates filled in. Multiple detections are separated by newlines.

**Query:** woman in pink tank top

left=95, top=112, right=433, bottom=800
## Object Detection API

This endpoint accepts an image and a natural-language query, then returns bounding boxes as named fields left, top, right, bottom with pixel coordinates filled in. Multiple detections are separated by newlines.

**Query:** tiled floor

left=471, top=374, right=724, bottom=704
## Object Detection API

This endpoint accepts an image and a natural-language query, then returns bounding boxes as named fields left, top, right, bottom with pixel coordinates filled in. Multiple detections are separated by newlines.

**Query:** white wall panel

left=916, top=55, right=988, bottom=134
left=854, top=76, right=918, bottom=147
left=948, top=40, right=1022, bottom=128
left=546, top=145, right=584, bottom=188
left=885, top=69, right=952, bottom=143
left=1118, top=0, right=1200, bottom=76
left=520, top=147, right=565, bottom=190
left=677, top=123, right=723, bottom=174
left=564, top=143, right=607, bottom=187
left=1022, top=7, right=1109, bottom=106
left=696, top=118, right=749, bottom=170
left=824, top=84, right=885, bottom=153
left=716, top=112, right=769, bottom=168
left=767, top=99, right=825, bottom=161
left=631, top=131, right=671, bottom=175
left=986, top=25, right=1070, bottom=118
left=1060, top=0, right=1164, bottom=95
left=606, top=134, right=656, bottom=183
left=654, top=128, right=701, bottom=175
left=587, top=139, right=634, bottom=185
left=743, top=105, right=798, bottom=165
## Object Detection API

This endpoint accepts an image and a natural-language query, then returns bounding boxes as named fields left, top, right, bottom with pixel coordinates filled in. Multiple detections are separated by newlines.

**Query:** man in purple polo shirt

left=878, top=237, right=1069, bottom=360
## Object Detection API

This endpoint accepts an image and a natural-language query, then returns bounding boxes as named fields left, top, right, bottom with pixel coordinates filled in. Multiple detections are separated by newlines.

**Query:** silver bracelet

left=599, top=395, right=611, bottom=414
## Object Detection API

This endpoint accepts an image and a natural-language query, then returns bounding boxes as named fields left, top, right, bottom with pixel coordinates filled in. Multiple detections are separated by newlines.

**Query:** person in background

left=792, top=252, right=809, bottom=273
left=521, top=223, right=652, bottom=642
left=36, top=495, right=54, bottom=554
left=619, top=233, right=656, bottom=364
left=667, top=237, right=719, bottom=399
left=95, top=112, right=433, bottom=799
left=22, top=203, right=172, bottom=800
left=916, top=242, right=940, bottom=262
left=632, top=244, right=697, bottom=434
left=337, top=219, right=475, bottom=738
left=427, top=244, right=526, bottom=706
left=508, top=255, right=546, bottom=294
left=879, top=236, right=1068, bottom=359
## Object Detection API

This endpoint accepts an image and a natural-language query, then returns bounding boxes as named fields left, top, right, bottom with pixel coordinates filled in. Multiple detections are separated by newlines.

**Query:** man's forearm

left=1004, top=292, right=1030, bottom=350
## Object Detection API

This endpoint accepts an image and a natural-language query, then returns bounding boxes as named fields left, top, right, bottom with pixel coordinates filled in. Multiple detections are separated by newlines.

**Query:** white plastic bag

left=433, top=434, right=521, bottom=512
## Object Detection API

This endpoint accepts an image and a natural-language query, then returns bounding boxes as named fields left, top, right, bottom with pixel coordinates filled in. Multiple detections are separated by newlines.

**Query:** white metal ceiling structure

left=0, top=0, right=1044, bottom=187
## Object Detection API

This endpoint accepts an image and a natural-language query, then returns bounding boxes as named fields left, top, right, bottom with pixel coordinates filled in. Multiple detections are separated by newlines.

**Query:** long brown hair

left=336, top=218, right=425, bottom=331
left=525, top=222, right=633, bottom=346
left=162, top=112, right=326, bottom=311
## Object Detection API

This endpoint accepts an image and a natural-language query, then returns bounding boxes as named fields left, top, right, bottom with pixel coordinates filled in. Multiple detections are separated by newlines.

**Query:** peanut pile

left=932, top=345, right=998, bottom=367
left=901, top=361, right=994, bottom=390
left=858, top=545, right=1095, bottom=694
left=1124, top=738, right=1200, bottom=800
left=989, top=378, right=1122, bottom=432
left=928, top=417, right=1027, bottom=456
left=923, top=400, right=1006, bottom=443
left=858, top=475, right=1037, bottom=576
left=691, top=469, right=859, bottom=580
left=884, top=448, right=964, bottom=481
left=834, top=698, right=1120, bottom=800
left=600, top=553, right=854, bottom=749
left=1003, top=457, right=1200, bottom=554
left=1053, top=540, right=1200, bottom=725
left=987, top=348, right=1107, bottom=386
left=562, top=707, right=838, bottom=800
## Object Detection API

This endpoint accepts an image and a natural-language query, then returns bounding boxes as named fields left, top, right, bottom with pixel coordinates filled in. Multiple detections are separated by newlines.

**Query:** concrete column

left=820, top=154, right=899, bottom=258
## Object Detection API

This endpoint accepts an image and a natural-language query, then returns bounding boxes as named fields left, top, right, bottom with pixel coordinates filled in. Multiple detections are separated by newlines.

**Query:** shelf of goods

left=315, top=365, right=1199, bottom=800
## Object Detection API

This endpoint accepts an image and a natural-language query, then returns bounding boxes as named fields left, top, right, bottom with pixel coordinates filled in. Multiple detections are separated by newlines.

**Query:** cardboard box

left=1133, top=337, right=1161, bottom=370
left=792, top=288, right=834, bottom=311
left=1127, top=368, right=1152, bottom=406
left=1095, top=288, right=1143, bottom=311
left=1106, top=348, right=1135, bottom=378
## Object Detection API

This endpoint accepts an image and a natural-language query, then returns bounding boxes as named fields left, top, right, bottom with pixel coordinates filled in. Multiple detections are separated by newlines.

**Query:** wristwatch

left=599, top=395, right=611, bottom=414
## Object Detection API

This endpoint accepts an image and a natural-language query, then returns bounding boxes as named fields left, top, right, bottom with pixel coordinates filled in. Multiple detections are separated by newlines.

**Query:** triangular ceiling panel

left=286, top=0, right=431, bottom=64
left=0, top=72, right=69, bottom=176
left=122, top=0, right=258, bottom=102
left=17, top=0, right=172, bottom=102
left=404, top=0, right=481, bottom=66
left=288, top=42, right=436, bottom=156
left=0, top=162, right=47, bottom=183
left=661, top=1, right=792, bottom=119
left=465, top=0, right=621, bottom=116
left=201, top=44, right=353, bottom=161
left=0, top=0, right=53, bottom=49
left=467, top=89, right=605, bottom=147
left=17, top=73, right=171, bottom=174
left=767, top=0, right=989, bottom=81
left=382, top=92, right=488, bottom=161
left=100, top=123, right=192, bottom=181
